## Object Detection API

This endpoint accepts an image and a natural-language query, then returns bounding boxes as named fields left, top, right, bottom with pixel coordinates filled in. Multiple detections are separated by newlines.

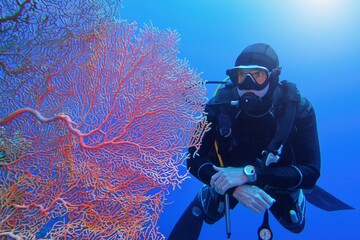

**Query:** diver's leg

left=168, top=185, right=227, bottom=240
left=167, top=195, right=204, bottom=240
left=269, top=189, right=306, bottom=233
left=289, top=189, right=306, bottom=231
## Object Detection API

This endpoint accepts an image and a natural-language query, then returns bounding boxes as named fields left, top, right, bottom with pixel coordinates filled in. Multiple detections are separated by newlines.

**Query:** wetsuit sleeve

left=187, top=104, right=218, bottom=185
left=256, top=98, right=321, bottom=190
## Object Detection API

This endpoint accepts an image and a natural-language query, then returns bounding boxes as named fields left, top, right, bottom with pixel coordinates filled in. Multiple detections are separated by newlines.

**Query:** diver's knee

left=271, top=189, right=306, bottom=233
left=191, top=205, right=202, bottom=217
left=275, top=209, right=305, bottom=233
left=196, top=185, right=225, bottom=224
left=284, top=217, right=305, bottom=233
left=287, top=195, right=306, bottom=233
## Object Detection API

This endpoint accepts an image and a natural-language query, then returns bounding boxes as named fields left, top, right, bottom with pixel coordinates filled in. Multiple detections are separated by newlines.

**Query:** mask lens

left=237, top=69, right=268, bottom=85
left=226, top=65, right=270, bottom=90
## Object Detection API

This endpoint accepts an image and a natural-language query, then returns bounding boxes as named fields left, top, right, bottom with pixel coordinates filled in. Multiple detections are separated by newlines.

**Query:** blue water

left=122, top=0, right=360, bottom=239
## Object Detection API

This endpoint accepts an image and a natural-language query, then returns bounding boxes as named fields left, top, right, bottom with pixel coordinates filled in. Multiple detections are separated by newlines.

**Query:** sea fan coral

left=0, top=1, right=208, bottom=239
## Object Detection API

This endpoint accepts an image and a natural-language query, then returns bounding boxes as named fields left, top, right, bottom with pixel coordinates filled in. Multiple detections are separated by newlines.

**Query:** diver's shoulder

left=297, top=96, right=316, bottom=120
left=276, top=81, right=315, bottom=115
left=299, top=96, right=313, bottom=111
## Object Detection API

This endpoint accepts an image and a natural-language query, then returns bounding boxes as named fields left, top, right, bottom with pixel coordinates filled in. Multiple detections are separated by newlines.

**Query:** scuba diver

left=168, top=43, right=353, bottom=239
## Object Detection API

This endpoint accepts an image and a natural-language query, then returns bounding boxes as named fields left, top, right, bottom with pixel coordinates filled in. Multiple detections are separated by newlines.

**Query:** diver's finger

left=213, top=178, right=228, bottom=195
left=247, top=201, right=262, bottom=213
left=213, top=165, right=223, bottom=172
left=257, top=196, right=273, bottom=210
left=259, top=190, right=276, bottom=205
left=210, top=172, right=220, bottom=188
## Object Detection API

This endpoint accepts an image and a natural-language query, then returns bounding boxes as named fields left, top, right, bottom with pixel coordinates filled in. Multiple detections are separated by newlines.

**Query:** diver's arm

left=256, top=98, right=321, bottom=190
left=187, top=102, right=220, bottom=185
left=187, top=125, right=218, bottom=185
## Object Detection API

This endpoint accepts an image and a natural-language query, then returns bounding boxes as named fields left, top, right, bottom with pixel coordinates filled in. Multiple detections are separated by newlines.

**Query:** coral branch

left=0, top=0, right=31, bottom=23
left=0, top=0, right=208, bottom=239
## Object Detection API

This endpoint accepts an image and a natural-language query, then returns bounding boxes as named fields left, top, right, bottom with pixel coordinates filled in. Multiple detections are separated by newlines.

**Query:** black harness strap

left=263, top=81, right=300, bottom=158
left=213, top=83, right=238, bottom=159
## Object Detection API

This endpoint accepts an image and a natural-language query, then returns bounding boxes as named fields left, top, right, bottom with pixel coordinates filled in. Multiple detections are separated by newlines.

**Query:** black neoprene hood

left=235, top=43, right=279, bottom=71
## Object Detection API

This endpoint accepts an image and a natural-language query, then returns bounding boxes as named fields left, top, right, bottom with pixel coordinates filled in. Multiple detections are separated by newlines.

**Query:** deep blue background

left=121, top=0, right=360, bottom=239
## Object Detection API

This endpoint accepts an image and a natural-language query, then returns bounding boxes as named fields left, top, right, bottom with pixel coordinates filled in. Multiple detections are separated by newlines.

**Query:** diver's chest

left=230, top=115, right=276, bottom=151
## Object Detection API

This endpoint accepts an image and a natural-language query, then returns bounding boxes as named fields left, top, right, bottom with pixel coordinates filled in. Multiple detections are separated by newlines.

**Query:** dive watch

left=243, top=165, right=257, bottom=183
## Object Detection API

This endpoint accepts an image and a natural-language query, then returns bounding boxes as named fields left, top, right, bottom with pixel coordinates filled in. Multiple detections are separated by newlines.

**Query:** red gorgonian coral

left=0, top=0, right=208, bottom=239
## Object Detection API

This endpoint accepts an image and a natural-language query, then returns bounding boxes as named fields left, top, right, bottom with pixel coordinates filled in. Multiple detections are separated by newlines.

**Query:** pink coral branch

left=0, top=1, right=207, bottom=239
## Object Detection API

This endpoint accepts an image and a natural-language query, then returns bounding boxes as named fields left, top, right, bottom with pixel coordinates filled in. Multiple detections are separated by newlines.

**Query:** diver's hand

left=233, top=185, right=276, bottom=213
left=210, top=166, right=248, bottom=195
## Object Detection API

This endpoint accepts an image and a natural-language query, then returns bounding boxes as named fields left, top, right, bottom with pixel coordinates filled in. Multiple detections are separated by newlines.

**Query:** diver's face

left=236, top=70, right=268, bottom=85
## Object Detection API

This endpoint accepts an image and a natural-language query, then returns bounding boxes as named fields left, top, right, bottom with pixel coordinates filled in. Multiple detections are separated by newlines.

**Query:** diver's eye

left=252, top=71, right=267, bottom=84
left=237, top=72, right=246, bottom=83
left=253, top=71, right=263, bottom=77
left=237, top=72, right=245, bottom=78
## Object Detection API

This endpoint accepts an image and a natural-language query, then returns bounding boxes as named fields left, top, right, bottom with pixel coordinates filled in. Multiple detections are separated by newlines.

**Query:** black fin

left=304, top=185, right=355, bottom=211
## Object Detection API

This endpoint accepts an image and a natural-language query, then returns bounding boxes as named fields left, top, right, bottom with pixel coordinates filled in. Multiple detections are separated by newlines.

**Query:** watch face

left=244, top=165, right=256, bottom=182
left=245, top=165, right=255, bottom=175
left=259, top=228, right=272, bottom=240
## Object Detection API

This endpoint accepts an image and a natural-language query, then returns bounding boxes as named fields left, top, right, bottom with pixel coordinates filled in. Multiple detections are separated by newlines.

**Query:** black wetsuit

left=188, top=85, right=321, bottom=192
left=169, top=83, right=321, bottom=239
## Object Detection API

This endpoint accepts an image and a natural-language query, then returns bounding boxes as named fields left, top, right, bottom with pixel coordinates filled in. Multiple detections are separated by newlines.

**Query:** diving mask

left=226, top=65, right=272, bottom=91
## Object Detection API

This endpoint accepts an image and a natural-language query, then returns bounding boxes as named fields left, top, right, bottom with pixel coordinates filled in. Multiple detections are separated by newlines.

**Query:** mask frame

left=226, top=65, right=281, bottom=91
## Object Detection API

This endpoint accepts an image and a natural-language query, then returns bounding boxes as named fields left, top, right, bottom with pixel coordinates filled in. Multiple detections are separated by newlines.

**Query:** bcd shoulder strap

left=264, top=80, right=301, bottom=160
left=212, top=83, right=238, bottom=157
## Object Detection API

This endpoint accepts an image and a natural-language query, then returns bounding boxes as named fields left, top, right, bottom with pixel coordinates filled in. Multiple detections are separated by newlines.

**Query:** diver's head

left=226, top=43, right=281, bottom=115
